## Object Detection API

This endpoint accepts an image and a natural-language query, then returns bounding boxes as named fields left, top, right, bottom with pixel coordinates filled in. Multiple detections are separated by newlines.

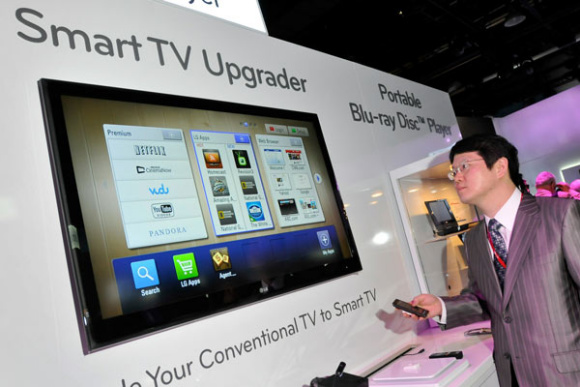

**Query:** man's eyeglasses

left=448, top=159, right=484, bottom=181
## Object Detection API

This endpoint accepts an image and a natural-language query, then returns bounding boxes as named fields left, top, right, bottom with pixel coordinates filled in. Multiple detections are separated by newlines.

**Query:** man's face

left=451, top=151, right=495, bottom=205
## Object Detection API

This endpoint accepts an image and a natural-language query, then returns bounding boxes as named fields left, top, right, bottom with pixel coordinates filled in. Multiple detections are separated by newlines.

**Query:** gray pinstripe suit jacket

left=441, top=194, right=580, bottom=386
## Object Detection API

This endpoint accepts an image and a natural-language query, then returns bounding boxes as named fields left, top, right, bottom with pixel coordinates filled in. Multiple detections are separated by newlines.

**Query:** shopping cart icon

left=177, top=259, right=194, bottom=274
left=173, top=253, right=199, bottom=280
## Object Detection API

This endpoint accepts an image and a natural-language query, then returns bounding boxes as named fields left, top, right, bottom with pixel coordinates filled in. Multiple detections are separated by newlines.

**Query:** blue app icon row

left=128, top=228, right=334, bottom=290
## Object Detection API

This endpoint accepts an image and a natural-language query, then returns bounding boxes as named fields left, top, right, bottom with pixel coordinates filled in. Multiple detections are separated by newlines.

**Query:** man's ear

left=494, top=157, right=509, bottom=178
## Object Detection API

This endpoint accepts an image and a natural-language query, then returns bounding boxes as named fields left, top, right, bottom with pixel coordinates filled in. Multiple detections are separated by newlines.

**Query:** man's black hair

left=450, top=134, right=527, bottom=192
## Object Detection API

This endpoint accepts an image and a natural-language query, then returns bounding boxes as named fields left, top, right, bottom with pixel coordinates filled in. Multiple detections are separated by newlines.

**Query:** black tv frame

left=38, top=79, right=362, bottom=352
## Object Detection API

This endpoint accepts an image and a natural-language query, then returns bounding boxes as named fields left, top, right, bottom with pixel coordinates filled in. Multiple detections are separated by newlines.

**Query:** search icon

left=130, top=259, right=160, bottom=289
left=137, top=266, right=154, bottom=281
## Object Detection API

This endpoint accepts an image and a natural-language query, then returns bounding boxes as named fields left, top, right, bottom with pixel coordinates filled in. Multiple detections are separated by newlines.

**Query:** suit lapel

left=502, top=194, right=540, bottom=309
left=469, top=222, right=503, bottom=298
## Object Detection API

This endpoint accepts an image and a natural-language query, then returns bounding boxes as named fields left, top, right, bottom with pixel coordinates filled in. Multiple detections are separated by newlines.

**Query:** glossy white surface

left=369, top=321, right=498, bottom=387
left=0, top=1, right=458, bottom=385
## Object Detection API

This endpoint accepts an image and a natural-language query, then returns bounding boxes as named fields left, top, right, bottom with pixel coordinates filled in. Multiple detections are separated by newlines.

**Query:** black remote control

left=429, top=351, right=463, bottom=359
left=392, top=299, right=429, bottom=318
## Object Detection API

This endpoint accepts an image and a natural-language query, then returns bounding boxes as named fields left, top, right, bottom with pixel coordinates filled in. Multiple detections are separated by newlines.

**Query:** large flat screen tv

left=39, top=79, right=361, bottom=352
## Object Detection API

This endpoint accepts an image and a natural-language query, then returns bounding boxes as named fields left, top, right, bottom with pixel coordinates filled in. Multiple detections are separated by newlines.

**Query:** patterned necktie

left=488, top=218, right=507, bottom=290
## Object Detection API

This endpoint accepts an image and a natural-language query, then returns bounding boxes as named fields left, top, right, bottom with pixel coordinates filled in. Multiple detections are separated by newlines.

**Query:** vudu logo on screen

left=131, top=259, right=160, bottom=289
left=149, top=183, right=169, bottom=195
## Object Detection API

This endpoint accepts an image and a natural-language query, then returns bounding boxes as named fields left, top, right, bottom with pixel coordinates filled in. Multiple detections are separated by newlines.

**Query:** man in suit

left=406, top=134, right=580, bottom=386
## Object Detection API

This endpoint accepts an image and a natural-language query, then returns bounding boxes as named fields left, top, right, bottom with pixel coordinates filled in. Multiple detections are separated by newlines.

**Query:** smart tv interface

left=39, top=79, right=361, bottom=351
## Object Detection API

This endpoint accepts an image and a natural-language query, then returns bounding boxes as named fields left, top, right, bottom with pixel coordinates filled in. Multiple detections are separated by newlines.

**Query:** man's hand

left=400, top=294, right=442, bottom=321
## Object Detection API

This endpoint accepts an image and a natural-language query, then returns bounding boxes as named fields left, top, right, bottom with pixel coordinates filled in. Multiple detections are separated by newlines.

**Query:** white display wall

left=0, top=1, right=460, bottom=385
left=493, top=84, right=580, bottom=191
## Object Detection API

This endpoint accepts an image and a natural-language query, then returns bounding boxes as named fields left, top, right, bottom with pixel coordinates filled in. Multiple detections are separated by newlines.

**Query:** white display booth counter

left=368, top=321, right=498, bottom=386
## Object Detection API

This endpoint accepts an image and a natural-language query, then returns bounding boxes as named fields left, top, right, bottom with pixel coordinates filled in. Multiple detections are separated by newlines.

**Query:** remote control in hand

left=392, top=299, right=429, bottom=318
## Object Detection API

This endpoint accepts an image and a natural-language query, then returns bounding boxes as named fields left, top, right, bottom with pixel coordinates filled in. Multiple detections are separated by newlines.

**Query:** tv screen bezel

left=38, top=78, right=362, bottom=352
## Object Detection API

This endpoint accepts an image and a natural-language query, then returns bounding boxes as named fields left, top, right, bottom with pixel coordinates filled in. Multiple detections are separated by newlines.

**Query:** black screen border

left=38, top=78, right=362, bottom=352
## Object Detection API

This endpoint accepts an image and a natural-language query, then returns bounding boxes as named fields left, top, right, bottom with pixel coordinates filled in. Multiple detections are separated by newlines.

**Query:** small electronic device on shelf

left=424, top=199, right=468, bottom=237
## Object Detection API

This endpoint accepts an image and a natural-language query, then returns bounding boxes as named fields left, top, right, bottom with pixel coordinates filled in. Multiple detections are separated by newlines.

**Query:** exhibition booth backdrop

left=0, top=1, right=460, bottom=386
left=3, top=2, right=578, bottom=386
left=493, top=84, right=580, bottom=190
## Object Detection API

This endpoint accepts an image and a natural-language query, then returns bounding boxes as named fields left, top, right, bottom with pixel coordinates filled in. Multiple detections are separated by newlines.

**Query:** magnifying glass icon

left=137, top=266, right=154, bottom=281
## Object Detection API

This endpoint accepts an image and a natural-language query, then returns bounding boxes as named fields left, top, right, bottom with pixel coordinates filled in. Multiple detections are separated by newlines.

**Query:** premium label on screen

left=104, top=124, right=208, bottom=248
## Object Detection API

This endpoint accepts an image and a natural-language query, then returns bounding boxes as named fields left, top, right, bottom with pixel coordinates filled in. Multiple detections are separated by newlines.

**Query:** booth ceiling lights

left=504, top=12, right=526, bottom=28
left=259, top=0, right=580, bottom=117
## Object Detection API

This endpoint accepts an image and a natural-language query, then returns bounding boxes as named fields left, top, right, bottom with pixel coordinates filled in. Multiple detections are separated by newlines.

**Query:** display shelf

left=390, top=152, right=481, bottom=296
left=425, top=222, right=478, bottom=243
